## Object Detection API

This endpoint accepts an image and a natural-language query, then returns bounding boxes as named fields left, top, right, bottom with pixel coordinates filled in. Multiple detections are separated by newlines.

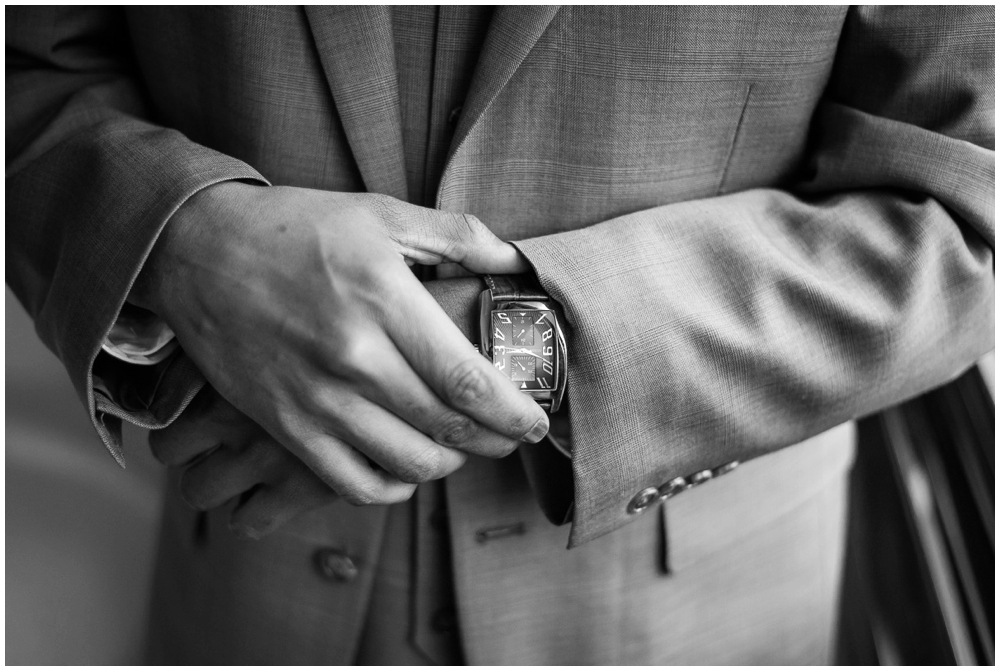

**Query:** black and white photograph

left=5, top=4, right=994, bottom=665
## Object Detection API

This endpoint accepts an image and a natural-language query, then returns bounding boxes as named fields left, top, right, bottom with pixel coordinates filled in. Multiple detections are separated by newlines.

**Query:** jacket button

left=688, top=469, right=714, bottom=486
left=712, top=460, right=740, bottom=477
left=627, top=487, right=659, bottom=514
left=316, top=549, right=359, bottom=582
left=657, top=476, right=689, bottom=501
left=447, top=106, right=463, bottom=127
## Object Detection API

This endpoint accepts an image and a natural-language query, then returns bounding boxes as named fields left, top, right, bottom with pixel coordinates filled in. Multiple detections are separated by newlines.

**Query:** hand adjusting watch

left=479, top=274, right=568, bottom=413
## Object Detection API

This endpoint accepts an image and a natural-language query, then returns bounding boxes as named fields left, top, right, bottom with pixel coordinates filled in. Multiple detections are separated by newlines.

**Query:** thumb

left=394, top=209, right=530, bottom=274
left=448, top=213, right=530, bottom=274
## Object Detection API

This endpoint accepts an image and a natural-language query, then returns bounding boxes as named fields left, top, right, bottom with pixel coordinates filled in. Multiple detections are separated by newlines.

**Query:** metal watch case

left=478, top=289, right=568, bottom=413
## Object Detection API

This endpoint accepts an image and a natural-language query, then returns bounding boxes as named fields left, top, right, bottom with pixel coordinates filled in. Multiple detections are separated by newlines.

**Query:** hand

left=150, top=386, right=337, bottom=539
left=150, top=277, right=491, bottom=540
left=133, top=182, right=549, bottom=506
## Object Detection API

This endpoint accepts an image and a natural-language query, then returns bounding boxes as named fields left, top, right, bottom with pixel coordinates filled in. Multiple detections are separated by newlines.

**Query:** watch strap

left=485, top=273, right=549, bottom=302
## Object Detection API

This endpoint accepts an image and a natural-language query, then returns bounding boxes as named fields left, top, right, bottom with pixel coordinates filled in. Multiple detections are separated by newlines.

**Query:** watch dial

left=492, top=311, right=557, bottom=391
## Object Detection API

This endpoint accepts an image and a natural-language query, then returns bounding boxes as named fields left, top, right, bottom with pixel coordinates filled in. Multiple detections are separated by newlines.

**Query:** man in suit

left=7, top=6, right=994, bottom=664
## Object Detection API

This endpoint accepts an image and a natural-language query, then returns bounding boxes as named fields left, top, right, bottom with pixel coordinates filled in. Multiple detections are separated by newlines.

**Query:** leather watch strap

left=485, top=273, right=549, bottom=301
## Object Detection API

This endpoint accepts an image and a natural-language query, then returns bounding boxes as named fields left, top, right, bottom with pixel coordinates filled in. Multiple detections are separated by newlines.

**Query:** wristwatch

left=479, top=274, right=568, bottom=413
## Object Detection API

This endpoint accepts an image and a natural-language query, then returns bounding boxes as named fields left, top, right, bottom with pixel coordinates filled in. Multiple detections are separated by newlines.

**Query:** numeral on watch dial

left=491, top=309, right=557, bottom=392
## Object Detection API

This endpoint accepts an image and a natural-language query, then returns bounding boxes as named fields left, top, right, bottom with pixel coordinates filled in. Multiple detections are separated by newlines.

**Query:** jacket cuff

left=88, top=167, right=269, bottom=463
left=7, top=124, right=271, bottom=464
left=513, top=230, right=761, bottom=546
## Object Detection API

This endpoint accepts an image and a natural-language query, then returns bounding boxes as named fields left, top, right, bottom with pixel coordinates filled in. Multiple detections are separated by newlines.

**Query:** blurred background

left=6, top=284, right=994, bottom=664
left=6, top=287, right=164, bottom=664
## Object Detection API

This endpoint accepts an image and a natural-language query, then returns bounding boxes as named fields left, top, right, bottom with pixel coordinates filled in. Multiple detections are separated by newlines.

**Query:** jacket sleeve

left=6, top=7, right=269, bottom=464
left=513, top=6, right=995, bottom=545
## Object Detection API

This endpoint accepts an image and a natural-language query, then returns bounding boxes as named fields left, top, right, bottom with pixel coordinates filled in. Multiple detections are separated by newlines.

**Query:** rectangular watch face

left=491, top=310, right=557, bottom=391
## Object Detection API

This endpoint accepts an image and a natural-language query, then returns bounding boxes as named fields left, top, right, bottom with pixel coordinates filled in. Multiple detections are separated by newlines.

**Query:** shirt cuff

left=101, top=302, right=178, bottom=366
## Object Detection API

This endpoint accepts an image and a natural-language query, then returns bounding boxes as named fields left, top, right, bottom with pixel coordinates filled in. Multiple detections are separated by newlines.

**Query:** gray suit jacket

left=7, top=5, right=994, bottom=664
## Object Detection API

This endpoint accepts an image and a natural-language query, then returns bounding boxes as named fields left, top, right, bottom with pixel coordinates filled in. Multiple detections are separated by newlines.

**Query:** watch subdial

left=510, top=355, right=536, bottom=383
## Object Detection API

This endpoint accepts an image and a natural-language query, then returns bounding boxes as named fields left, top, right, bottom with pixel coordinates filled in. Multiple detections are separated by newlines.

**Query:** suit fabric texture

left=6, top=6, right=994, bottom=665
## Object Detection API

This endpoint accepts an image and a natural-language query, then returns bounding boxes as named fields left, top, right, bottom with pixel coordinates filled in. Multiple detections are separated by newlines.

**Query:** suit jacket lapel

left=304, top=6, right=408, bottom=200
left=438, top=6, right=561, bottom=206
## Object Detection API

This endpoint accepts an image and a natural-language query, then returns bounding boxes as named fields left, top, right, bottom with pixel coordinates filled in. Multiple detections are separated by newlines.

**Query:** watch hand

left=506, top=348, right=544, bottom=359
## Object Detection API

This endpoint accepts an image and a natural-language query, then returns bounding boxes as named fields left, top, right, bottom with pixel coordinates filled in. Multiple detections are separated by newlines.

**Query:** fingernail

left=229, top=521, right=261, bottom=541
left=522, top=416, right=550, bottom=443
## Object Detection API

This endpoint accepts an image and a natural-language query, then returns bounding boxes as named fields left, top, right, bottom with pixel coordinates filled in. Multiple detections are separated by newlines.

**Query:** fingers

left=229, top=468, right=339, bottom=540
left=149, top=387, right=258, bottom=466
left=373, top=195, right=529, bottom=274
left=289, top=429, right=418, bottom=506
left=179, top=438, right=281, bottom=510
left=178, top=414, right=426, bottom=521
left=441, top=213, right=530, bottom=275
left=179, top=435, right=338, bottom=539
left=163, top=383, right=453, bottom=515
left=347, top=330, right=525, bottom=459
left=299, top=386, right=468, bottom=484
left=381, top=273, right=550, bottom=444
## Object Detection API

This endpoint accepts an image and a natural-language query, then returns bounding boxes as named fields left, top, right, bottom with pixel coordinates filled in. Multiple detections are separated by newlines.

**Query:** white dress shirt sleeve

left=102, top=305, right=178, bottom=365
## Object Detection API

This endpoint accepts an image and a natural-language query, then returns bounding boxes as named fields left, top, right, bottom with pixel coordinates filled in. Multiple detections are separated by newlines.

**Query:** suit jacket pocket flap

left=664, top=421, right=856, bottom=573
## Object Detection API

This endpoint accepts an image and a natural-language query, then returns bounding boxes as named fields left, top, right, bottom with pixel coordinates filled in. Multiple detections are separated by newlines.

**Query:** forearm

left=6, top=7, right=267, bottom=461
left=518, top=184, right=992, bottom=545
left=514, top=7, right=994, bottom=545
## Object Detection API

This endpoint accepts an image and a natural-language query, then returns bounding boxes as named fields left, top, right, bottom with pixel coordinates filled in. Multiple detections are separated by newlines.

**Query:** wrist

left=128, top=181, right=249, bottom=315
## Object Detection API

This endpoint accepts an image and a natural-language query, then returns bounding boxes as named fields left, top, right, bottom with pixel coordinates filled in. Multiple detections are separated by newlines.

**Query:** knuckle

left=271, top=406, right=313, bottom=449
left=432, top=413, right=477, bottom=448
left=329, top=335, right=380, bottom=380
left=444, top=359, right=493, bottom=408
